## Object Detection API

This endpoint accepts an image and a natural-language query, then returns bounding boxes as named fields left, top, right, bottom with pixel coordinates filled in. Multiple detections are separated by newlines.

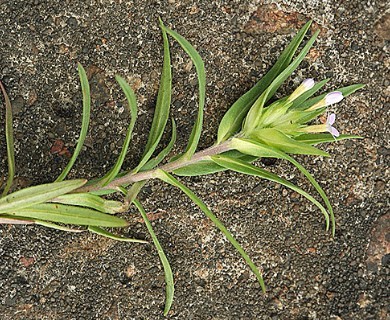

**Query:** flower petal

left=327, top=113, right=336, bottom=125
left=325, top=91, right=343, bottom=106
left=330, top=126, right=340, bottom=137
left=302, top=78, right=315, bottom=90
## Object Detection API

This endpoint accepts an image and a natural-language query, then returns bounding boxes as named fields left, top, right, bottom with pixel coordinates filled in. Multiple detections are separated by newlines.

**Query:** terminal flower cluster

left=243, top=79, right=344, bottom=143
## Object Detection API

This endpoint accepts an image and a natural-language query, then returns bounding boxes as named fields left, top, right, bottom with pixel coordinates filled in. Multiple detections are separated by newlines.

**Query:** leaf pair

left=125, top=21, right=207, bottom=316
left=160, top=21, right=206, bottom=161
left=0, top=179, right=129, bottom=228
left=98, top=76, right=138, bottom=186
left=60, top=65, right=139, bottom=189
left=55, top=64, right=91, bottom=182
left=99, top=19, right=177, bottom=192
left=133, top=19, right=173, bottom=174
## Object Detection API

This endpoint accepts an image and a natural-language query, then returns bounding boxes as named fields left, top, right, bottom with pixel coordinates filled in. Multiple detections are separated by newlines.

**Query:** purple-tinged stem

left=75, top=140, right=233, bottom=193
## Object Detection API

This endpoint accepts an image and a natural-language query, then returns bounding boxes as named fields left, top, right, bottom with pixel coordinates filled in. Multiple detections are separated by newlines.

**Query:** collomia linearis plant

left=0, top=20, right=363, bottom=315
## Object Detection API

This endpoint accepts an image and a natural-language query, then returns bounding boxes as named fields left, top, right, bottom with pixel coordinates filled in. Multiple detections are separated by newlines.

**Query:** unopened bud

left=324, top=91, right=343, bottom=105
left=287, top=78, right=315, bottom=102
left=307, top=91, right=344, bottom=111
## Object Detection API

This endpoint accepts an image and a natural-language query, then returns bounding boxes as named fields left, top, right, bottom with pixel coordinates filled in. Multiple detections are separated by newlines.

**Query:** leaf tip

left=158, top=17, right=167, bottom=31
left=77, top=62, right=86, bottom=74
left=355, top=83, right=366, bottom=90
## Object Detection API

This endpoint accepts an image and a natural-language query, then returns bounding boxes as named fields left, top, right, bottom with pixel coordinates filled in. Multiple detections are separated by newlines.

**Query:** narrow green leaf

left=211, top=155, right=330, bottom=228
left=35, top=220, right=85, bottom=232
left=99, top=76, right=138, bottom=185
left=56, top=63, right=91, bottom=182
left=156, top=169, right=266, bottom=292
left=0, top=179, right=87, bottom=213
left=296, top=108, right=327, bottom=125
left=88, top=226, right=148, bottom=243
left=133, top=199, right=174, bottom=316
left=141, top=118, right=177, bottom=171
left=0, top=81, right=15, bottom=197
left=298, top=84, right=365, bottom=110
left=243, top=30, right=320, bottom=134
left=231, top=138, right=335, bottom=234
left=173, top=160, right=225, bottom=176
left=125, top=181, right=146, bottom=205
left=161, top=21, right=206, bottom=160
left=295, top=133, right=363, bottom=145
left=51, top=193, right=124, bottom=214
left=173, top=151, right=256, bottom=177
left=250, top=128, right=329, bottom=156
left=117, top=186, right=128, bottom=195
left=10, top=203, right=129, bottom=227
left=217, top=21, right=313, bottom=143
left=231, top=138, right=285, bottom=158
left=134, top=22, right=172, bottom=173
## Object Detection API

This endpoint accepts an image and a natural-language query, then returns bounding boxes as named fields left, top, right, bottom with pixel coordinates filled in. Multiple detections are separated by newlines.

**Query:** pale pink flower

left=326, top=113, right=340, bottom=137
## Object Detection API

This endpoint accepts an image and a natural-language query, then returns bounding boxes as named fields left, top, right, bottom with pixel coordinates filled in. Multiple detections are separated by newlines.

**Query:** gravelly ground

left=0, top=0, right=389, bottom=319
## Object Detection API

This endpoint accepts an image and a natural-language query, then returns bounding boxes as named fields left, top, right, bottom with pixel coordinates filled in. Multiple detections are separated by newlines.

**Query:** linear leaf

left=161, top=21, right=206, bottom=160
left=0, top=179, right=87, bottom=213
left=51, top=193, right=124, bottom=214
left=88, top=226, right=148, bottom=243
left=243, top=30, right=320, bottom=134
left=134, top=22, right=172, bottom=173
left=298, top=84, right=365, bottom=110
left=173, top=160, right=224, bottom=176
left=56, top=63, right=91, bottom=182
left=10, top=203, right=128, bottom=227
left=141, top=118, right=176, bottom=171
left=231, top=138, right=285, bottom=158
left=133, top=199, right=174, bottom=316
left=211, top=155, right=329, bottom=228
left=0, top=81, right=15, bottom=197
left=173, top=151, right=257, bottom=176
left=232, top=138, right=335, bottom=234
left=125, top=181, right=146, bottom=205
left=295, top=133, right=363, bottom=145
left=296, top=108, right=327, bottom=125
left=156, top=169, right=266, bottom=292
left=117, top=186, right=128, bottom=195
left=99, top=76, right=138, bottom=185
left=217, top=21, right=313, bottom=143
left=250, top=128, right=329, bottom=156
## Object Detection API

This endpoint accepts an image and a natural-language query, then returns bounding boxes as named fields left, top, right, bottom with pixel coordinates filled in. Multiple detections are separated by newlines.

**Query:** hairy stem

left=75, top=140, right=233, bottom=193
